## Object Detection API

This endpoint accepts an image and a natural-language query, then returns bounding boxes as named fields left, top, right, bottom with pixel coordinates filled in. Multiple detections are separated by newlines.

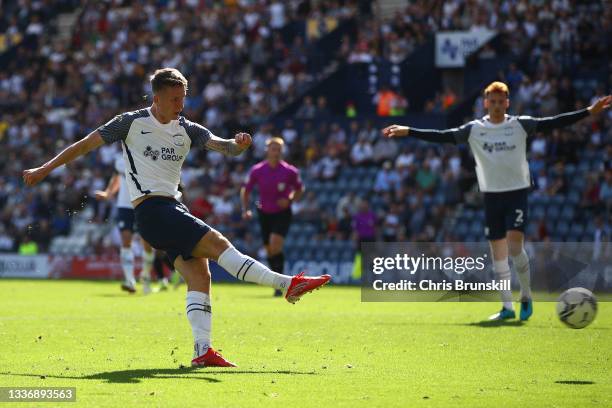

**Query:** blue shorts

left=134, top=197, right=211, bottom=265
left=116, top=208, right=136, bottom=232
left=483, top=188, right=529, bottom=240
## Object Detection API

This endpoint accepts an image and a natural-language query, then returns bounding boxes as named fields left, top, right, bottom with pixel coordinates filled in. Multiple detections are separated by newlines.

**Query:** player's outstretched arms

left=204, top=132, right=252, bottom=156
left=588, top=95, right=612, bottom=115
left=523, top=95, right=611, bottom=133
left=23, top=131, right=105, bottom=186
left=382, top=124, right=410, bottom=138
left=382, top=123, right=468, bottom=144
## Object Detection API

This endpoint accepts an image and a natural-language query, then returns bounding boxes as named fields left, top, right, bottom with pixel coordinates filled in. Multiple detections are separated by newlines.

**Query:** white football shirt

left=464, top=115, right=531, bottom=192
left=98, top=108, right=211, bottom=202
left=409, top=109, right=589, bottom=193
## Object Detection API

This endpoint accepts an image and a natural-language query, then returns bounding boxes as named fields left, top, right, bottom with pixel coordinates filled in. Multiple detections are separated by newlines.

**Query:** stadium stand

left=0, top=0, right=609, bottom=269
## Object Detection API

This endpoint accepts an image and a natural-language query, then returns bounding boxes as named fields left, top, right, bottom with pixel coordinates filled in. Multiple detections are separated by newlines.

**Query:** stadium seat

left=469, top=221, right=483, bottom=236
left=313, top=249, right=327, bottom=262
left=569, top=177, right=584, bottom=191
left=549, top=195, right=564, bottom=206
left=462, top=209, right=475, bottom=221
left=530, top=195, right=546, bottom=206
left=342, top=250, right=355, bottom=262
left=531, top=204, right=546, bottom=220
left=569, top=223, right=584, bottom=237
left=348, top=178, right=362, bottom=190
left=327, top=250, right=341, bottom=261
left=567, top=191, right=581, bottom=205
left=455, top=221, right=469, bottom=237
left=292, top=235, right=308, bottom=247
left=559, top=205, right=575, bottom=221
left=580, top=231, right=593, bottom=242
left=335, top=178, right=349, bottom=191
left=355, top=167, right=368, bottom=177
left=547, top=204, right=561, bottom=220
left=363, top=178, right=375, bottom=191
left=555, top=221, right=570, bottom=236
left=577, top=161, right=590, bottom=173
left=592, top=160, right=604, bottom=172
left=434, top=193, right=446, bottom=206
left=526, top=221, right=538, bottom=234
left=583, top=223, right=596, bottom=237
left=564, top=164, right=576, bottom=176
left=304, top=224, right=317, bottom=234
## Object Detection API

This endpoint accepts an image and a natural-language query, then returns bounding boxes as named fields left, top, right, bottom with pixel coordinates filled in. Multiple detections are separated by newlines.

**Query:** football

left=556, top=287, right=598, bottom=329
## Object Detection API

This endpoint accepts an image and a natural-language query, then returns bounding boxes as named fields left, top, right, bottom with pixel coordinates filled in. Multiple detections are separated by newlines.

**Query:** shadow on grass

left=376, top=321, right=527, bottom=328
left=465, top=320, right=525, bottom=328
left=375, top=321, right=611, bottom=330
left=555, top=380, right=595, bottom=385
left=94, top=294, right=140, bottom=298
left=241, top=294, right=285, bottom=300
left=0, top=368, right=316, bottom=384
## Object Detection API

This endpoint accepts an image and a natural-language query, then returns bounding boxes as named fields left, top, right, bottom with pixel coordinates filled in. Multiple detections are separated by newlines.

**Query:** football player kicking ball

left=23, top=68, right=331, bottom=367
left=383, top=82, right=611, bottom=321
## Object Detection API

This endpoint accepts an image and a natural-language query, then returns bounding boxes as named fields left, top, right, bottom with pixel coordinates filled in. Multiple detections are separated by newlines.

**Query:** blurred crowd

left=0, top=0, right=362, bottom=254
left=0, top=0, right=610, bottom=255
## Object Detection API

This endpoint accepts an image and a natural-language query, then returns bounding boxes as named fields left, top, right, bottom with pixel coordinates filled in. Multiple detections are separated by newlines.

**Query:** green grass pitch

left=0, top=279, right=610, bottom=407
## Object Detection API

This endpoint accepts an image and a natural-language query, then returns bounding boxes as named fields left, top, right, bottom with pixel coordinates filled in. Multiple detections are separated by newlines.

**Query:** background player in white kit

left=23, top=68, right=331, bottom=367
left=94, top=153, right=156, bottom=294
left=383, top=81, right=611, bottom=321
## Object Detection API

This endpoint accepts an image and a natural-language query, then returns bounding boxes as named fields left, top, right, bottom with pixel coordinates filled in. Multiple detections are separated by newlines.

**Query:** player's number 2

left=514, top=209, right=524, bottom=226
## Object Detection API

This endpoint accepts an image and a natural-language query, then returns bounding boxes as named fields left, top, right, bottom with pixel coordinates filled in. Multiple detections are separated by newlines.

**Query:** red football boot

left=285, top=271, right=331, bottom=304
left=191, top=347, right=237, bottom=367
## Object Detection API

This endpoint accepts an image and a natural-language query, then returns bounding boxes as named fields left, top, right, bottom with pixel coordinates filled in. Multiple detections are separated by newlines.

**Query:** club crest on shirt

left=144, top=145, right=160, bottom=161
left=278, top=182, right=286, bottom=191
left=172, top=134, right=185, bottom=146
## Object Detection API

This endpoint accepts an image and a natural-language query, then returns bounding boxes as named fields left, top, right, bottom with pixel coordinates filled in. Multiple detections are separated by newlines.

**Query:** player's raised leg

left=192, top=229, right=330, bottom=304
left=174, top=256, right=236, bottom=367
left=508, top=230, right=532, bottom=321
left=488, top=238, right=515, bottom=320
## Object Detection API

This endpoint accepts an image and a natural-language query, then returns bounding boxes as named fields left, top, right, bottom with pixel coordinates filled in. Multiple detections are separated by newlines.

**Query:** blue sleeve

left=180, top=118, right=212, bottom=148
left=97, top=110, right=147, bottom=144
left=409, top=122, right=473, bottom=144
left=518, top=108, right=590, bottom=137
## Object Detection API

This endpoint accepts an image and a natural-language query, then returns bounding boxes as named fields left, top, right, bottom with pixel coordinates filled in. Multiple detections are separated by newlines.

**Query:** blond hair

left=484, top=81, right=509, bottom=97
left=266, top=137, right=285, bottom=146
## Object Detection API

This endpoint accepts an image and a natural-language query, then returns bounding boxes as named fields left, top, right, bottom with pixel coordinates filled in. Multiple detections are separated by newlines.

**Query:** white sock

left=186, top=291, right=211, bottom=356
left=511, top=249, right=531, bottom=300
left=217, top=246, right=292, bottom=291
left=142, top=249, right=154, bottom=281
left=494, top=259, right=513, bottom=310
left=120, top=247, right=135, bottom=284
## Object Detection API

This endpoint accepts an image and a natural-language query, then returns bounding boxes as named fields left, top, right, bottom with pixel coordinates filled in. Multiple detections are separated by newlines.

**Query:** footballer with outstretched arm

left=383, top=81, right=611, bottom=321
